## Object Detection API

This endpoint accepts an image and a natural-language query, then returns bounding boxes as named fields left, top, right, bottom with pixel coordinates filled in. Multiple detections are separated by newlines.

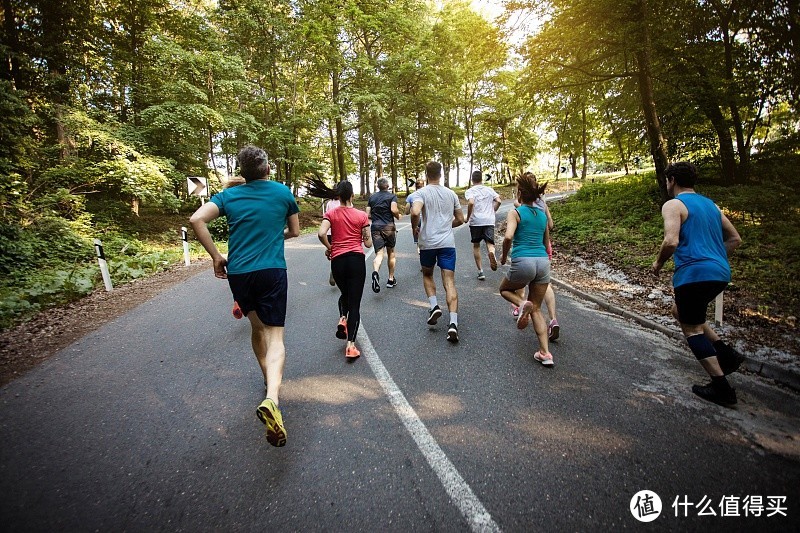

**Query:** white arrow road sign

left=187, top=176, right=208, bottom=196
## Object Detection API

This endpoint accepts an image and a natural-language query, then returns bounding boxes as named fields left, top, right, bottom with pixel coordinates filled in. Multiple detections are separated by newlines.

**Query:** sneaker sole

left=427, top=308, right=442, bottom=325
left=447, top=330, right=458, bottom=343
left=257, top=400, right=287, bottom=447
left=345, top=350, right=360, bottom=359
left=534, top=354, right=554, bottom=366
left=336, top=322, right=347, bottom=339
left=548, top=324, right=560, bottom=341
left=371, top=272, right=380, bottom=293
left=517, top=302, right=533, bottom=330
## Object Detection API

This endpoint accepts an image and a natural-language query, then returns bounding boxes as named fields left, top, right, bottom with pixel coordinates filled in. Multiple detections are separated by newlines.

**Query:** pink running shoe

left=548, top=319, right=560, bottom=341
left=534, top=351, right=554, bottom=366
left=516, top=301, right=533, bottom=330
left=511, top=304, right=519, bottom=319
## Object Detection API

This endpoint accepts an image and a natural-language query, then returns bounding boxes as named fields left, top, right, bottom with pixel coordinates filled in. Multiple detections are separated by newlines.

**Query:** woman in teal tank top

left=499, top=173, right=555, bottom=366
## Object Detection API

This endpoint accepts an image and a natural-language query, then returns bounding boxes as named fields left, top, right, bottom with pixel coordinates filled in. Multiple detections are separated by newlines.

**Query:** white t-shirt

left=465, top=184, right=500, bottom=226
left=414, top=184, right=461, bottom=249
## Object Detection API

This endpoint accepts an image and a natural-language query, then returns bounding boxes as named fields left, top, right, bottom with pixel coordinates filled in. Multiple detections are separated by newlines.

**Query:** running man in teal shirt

left=190, top=146, right=300, bottom=446
left=652, top=161, right=743, bottom=407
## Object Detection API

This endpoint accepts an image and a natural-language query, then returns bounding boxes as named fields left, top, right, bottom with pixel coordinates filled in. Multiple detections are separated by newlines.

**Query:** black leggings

left=331, top=252, right=366, bottom=342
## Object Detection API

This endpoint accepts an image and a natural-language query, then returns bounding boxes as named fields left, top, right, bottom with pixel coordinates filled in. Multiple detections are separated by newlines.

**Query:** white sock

left=450, top=312, right=458, bottom=326
left=429, top=296, right=438, bottom=309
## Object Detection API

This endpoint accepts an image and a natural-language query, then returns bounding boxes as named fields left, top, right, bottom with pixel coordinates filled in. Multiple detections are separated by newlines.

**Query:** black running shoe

left=427, top=305, right=442, bottom=325
left=386, top=277, right=397, bottom=288
left=372, top=271, right=380, bottom=293
left=692, top=382, right=737, bottom=407
left=447, top=323, right=459, bottom=343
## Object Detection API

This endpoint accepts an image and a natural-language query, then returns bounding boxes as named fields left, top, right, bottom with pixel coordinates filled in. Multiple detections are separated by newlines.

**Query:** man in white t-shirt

left=465, top=170, right=501, bottom=280
left=410, top=161, right=465, bottom=343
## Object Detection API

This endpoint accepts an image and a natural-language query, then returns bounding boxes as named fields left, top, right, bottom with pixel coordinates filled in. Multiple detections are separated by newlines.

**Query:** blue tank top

left=672, top=193, right=731, bottom=287
left=511, top=205, right=548, bottom=259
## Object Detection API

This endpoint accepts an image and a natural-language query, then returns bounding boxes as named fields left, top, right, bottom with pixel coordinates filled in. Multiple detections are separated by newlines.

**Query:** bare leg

left=387, top=247, right=396, bottom=280
left=441, top=268, right=458, bottom=313
left=472, top=243, right=482, bottom=272
left=247, top=312, right=286, bottom=405
left=499, top=277, right=528, bottom=306
left=373, top=247, right=384, bottom=274
left=422, top=266, right=437, bottom=297
left=529, top=283, right=549, bottom=354
left=543, top=284, right=556, bottom=322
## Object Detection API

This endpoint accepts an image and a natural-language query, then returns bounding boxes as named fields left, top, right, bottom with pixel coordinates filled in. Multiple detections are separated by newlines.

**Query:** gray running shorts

left=506, top=256, right=550, bottom=285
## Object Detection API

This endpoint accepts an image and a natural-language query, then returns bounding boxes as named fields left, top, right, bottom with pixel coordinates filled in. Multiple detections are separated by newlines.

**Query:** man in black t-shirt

left=366, top=178, right=401, bottom=292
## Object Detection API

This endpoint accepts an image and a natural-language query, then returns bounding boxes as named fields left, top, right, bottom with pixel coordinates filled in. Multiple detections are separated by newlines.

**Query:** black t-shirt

left=368, top=190, right=398, bottom=227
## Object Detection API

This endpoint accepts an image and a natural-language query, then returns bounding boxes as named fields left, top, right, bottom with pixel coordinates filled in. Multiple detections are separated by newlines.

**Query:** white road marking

left=357, top=327, right=501, bottom=533
left=359, top=245, right=499, bottom=532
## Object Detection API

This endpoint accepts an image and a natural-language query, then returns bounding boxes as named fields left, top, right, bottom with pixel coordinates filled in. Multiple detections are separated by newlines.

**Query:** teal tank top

left=673, top=193, right=731, bottom=287
left=511, top=205, right=548, bottom=259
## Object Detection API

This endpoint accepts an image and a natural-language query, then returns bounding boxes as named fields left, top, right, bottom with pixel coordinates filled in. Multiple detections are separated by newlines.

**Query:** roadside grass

left=548, top=172, right=800, bottom=320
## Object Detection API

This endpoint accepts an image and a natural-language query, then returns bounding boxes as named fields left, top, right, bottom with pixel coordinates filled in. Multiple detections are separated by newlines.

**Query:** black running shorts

left=469, top=225, right=495, bottom=244
left=227, top=268, right=288, bottom=327
left=673, top=280, right=728, bottom=326
left=371, top=225, right=396, bottom=251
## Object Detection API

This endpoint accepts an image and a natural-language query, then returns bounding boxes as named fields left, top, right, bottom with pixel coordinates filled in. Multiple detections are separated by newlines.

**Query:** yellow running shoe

left=256, top=398, right=287, bottom=447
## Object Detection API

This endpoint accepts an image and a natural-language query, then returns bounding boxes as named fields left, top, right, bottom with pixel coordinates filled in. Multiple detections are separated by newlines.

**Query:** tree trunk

left=1, top=0, right=21, bottom=88
left=569, top=153, right=578, bottom=179
left=332, top=71, right=347, bottom=182
left=635, top=0, right=669, bottom=203
left=390, top=143, right=398, bottom=191
left=372, top=118, right=382, bottom=181
left=581, top=105, right=588, bottom=179
left=328, top=120, right=338, bottom=180
left=401, top=133, right=409, bottom=189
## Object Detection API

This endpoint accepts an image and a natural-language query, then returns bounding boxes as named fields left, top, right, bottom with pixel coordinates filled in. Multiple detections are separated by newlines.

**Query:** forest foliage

left=0, top=0, right=798, bottom=327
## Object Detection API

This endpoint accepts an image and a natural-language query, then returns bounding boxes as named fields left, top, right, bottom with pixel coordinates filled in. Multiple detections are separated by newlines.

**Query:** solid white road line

left=357, top=328, right=501, bottom=533
left=358, top=245, right=499, bottom=531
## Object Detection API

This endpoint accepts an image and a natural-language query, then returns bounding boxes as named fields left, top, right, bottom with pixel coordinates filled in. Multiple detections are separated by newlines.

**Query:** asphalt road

left=2, top=199, right=798, bottom=532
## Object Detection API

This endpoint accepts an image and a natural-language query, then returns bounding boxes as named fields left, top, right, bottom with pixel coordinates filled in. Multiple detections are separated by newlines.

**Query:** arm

left=391, top=201, right=401, bottom=220
left=500, top=210, right=519, bottom=265
left=365, top=205, right=372, bottom=222
left=452, top=206, right=465, bottom=228
left=652, top=200, right=683, bottom=274
left=189, top=202, right=227, bottom=279
left=318, top=219, right=332, bottom=259
left=493, top=197, right=501, bottom=212
left=452, top=194, right=465, bottom=228
left=720, top=211, right=742, bottom=255
left=362, top=225, right=373, bottom=249
left=285, top=213, right=300, bottom=239
left=411, top=199, right=423, bottom=239
left=466, top=198, right=475, bottom=222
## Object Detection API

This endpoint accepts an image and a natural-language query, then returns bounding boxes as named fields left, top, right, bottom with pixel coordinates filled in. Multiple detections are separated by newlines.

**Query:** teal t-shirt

left=511, top=205, right=548, bottom=259
left=210, top=180, right=300, bottom=274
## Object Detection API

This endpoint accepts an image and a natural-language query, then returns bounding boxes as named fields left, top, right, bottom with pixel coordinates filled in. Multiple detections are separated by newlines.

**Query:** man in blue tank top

left=652, top=162, right=743, bottom=407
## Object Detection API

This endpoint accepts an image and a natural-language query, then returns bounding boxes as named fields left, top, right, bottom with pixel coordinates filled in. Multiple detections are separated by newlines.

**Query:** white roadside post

left=714, top=292, right=724, bottom=326
left=181, top=226, right=191, bottom=266
left=94, top=238, right=113, bottom=291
